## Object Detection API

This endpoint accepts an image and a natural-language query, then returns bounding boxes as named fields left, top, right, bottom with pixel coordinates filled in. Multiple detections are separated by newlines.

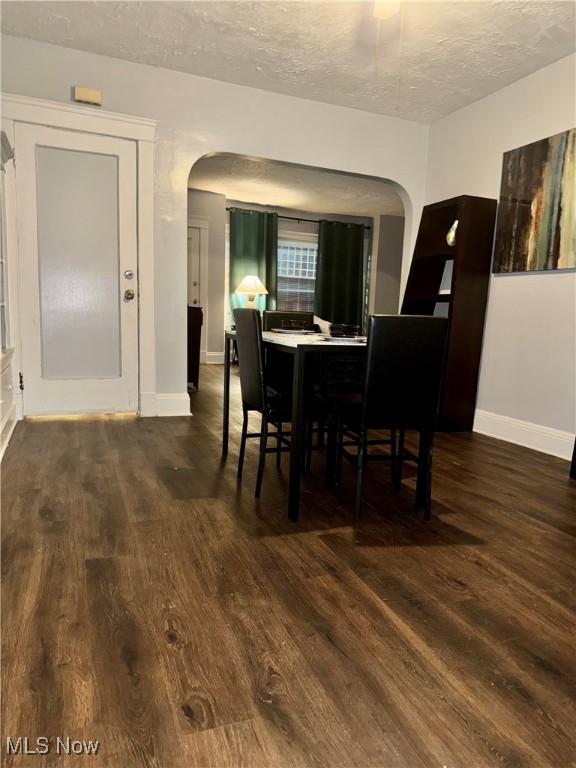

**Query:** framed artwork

left=493, top=128, right=575, bottom=273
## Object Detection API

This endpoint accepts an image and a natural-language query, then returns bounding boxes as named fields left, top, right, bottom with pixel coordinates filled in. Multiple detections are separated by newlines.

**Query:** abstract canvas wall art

left=493, top=128, right=575, bottom=273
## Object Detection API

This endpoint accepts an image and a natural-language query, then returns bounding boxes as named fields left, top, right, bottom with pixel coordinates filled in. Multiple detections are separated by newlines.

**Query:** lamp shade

left=235, top=275, right=268, bottom=296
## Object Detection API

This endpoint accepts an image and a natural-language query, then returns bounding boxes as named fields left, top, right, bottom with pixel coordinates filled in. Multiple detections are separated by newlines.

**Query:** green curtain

left=229, top=208, right=278, bottom=312
left=315, top=220, right=365, bottom=327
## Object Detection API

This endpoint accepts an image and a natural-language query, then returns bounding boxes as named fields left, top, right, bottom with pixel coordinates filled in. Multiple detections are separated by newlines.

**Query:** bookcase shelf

left=404, top=294, right=452, bottom=307
left=401, top=195, right=497, bottom=431
left=414, top=249, right=456, bottom=260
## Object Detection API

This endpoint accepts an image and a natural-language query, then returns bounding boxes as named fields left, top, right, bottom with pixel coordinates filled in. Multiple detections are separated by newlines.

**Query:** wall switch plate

left=72, top=86, right=102, bottom=106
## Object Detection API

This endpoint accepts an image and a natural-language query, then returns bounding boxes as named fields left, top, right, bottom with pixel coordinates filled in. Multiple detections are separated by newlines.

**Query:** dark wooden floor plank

left=2, top=364, right=575, bottom=767
left=179, top=716, right=302, bottom=768
left=218, top=593, right=375, bottom=768
left=84, top=555, right=181, bottom=767
left=132, top=514, right=258, bottom=735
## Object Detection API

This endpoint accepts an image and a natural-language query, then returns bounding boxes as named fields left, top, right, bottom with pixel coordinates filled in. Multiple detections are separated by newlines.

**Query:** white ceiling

left=2, top=1, right=575, bottom=122
left=189, top=154, right=405, bottom=216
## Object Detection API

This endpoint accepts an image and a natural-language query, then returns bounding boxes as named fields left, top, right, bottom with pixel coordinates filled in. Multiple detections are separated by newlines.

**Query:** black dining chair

left=262, top=309, right=327, bottom=461
left=262, top=310, right=315, bottom=331
left=234, top=308, right=322, bottom=497
left=332, top=314, right=448, bottom=520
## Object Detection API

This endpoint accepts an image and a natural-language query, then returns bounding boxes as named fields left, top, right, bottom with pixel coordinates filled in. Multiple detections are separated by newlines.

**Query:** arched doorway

left=186, top=152, right=407, bottom=394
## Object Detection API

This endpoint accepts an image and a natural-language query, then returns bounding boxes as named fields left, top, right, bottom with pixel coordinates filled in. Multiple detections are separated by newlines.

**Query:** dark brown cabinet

left=187, top=305, right=203, bottom=392
left=401, top=195, right=497, bottom=431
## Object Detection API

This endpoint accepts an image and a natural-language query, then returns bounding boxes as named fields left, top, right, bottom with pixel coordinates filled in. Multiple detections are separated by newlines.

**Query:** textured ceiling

left=2, top=1, right=575, bottom=122
left=189, top=154, right=405, bottom=215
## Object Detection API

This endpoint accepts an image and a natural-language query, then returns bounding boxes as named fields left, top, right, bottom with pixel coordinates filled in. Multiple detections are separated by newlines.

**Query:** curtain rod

left=226, top=207, right=371, bottom=230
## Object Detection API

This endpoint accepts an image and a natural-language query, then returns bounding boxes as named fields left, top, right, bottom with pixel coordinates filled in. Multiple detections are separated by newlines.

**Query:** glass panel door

left=16, top=123, right=138, bottom=415
left=36, top=147, right=121, bottom=379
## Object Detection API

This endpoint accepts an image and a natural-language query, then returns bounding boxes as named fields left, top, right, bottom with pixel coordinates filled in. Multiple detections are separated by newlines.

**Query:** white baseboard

left=139, top=391, right=157, bottom=417
left=155, top=393, right=191, bottom=417
left=205, top=352, right=224, bottom=364
left=473, top=409, right=574, bottom=460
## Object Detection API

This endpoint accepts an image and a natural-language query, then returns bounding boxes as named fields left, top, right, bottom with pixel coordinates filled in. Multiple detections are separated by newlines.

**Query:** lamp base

left=246, top=295, right=256, bottom=309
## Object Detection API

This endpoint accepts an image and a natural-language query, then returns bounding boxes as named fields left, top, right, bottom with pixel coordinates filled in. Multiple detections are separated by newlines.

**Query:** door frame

left=1, top=93, right=157, bottom=416
left=187, top=216, right=209, bottom=362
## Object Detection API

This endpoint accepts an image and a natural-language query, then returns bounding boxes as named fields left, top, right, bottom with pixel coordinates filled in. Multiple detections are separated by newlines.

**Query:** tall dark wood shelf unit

left=401, top=195, right=497, bottom=431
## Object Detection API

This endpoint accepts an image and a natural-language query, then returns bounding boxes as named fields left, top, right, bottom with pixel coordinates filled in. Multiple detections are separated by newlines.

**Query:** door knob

left=124, top=289, right=135, bottom=301
left=124, top=269, right=135, bottom=280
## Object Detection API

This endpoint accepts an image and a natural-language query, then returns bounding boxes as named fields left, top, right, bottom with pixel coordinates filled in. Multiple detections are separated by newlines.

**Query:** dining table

left=222, top=329, right=367, bottom=521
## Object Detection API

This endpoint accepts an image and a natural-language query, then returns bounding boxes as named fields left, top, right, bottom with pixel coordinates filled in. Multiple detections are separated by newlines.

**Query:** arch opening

left=185, top=151, right=409, bottom=394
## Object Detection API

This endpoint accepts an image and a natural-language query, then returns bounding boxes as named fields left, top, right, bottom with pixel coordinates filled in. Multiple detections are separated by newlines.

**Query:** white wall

left=426, top=53, right=576, bottom=457
left=1, top=34, right=428, bottom=405
left=187, top=189, right=226, bottom=359
left=373, top=215, right=405, bottom=314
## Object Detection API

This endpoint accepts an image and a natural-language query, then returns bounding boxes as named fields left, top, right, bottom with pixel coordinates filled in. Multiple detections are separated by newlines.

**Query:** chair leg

left=396, top=429, right=405, bottom=490
left=392, top=428, right=404, bottom=491
left=237, top=409, right=248, bottom=479
left=305, top=420, right=313, bottom=473
left=390, top=428, right=397, bottom=488
left=416, top=430, right=433, bottom=520
left=335, top=420, right=344, bottom=489
left=276, top=421, right=282, bottom=469
left=255, top=415, right=269, bottom=498
left=354, top=429, right=367, bottom=521
left=317, top=419, right=325, bottom=449
left=326, top=412, right=337, bottom=488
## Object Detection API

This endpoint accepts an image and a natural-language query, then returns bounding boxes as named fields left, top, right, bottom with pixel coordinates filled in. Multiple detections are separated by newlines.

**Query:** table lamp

left=235, top=275, right=268, bottom=309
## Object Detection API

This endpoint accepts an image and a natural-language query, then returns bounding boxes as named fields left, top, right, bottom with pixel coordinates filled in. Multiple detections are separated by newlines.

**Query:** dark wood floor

left=2, top=365, right=575, bottom=767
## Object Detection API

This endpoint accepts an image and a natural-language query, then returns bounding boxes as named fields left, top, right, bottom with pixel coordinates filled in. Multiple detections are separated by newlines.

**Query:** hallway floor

left=2, top=366, right=575, bottom=767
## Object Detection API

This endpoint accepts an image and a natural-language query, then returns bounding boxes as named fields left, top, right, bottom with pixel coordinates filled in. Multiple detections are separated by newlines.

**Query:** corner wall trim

left=473, top=409, right=574, bottom=460
left=2, top=93, right=156, bottom=142
left=0, top=403, right=17, bottom=463
left=139, top=391, right=157, bottom=417
left=156, top=393, right=191, bottom=417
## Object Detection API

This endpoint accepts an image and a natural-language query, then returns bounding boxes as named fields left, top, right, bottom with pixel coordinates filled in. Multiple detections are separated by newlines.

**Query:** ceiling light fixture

left=373, top=1, right=401, bottom=21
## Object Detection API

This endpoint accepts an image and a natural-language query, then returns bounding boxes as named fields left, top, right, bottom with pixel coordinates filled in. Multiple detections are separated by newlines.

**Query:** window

left=277, top=240, right=317, bottom=312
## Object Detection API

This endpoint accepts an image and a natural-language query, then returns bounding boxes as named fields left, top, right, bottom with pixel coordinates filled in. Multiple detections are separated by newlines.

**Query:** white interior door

left=187, top=227, right=201, bottom=307
left=187, top=221, right=208, bottom=361
left=16, top=123, right=138, bottom=415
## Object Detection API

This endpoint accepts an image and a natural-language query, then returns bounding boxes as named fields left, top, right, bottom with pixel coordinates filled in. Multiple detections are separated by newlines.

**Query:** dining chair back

left=233, top=308, right=266, bottom=412
left=362, top=315, right=448, bottom=430
left=262, top=311, right=315, bottom=399
left=262, top=310, right=315, bottom=331
left=332, top=314, right=448, bottom=521
left=233, top=308, right=296, bottom=497
left=233, top=308, right=325, bottom=499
